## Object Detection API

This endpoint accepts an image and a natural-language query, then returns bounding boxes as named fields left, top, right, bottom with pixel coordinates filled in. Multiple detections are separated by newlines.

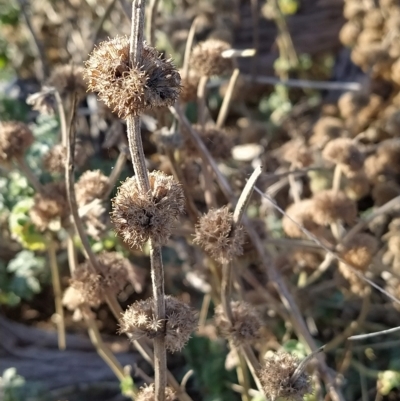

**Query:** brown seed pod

left=312, top=190, right=357, bottom=226
left=377, top=139, right=400, bottom=174
left=338, top=92, right=369, bottom=120
left=68, top=252, right=130, bottom=308
left=30, top=182, right=70, bottom=231
left=179, top=69, right=200, bottom=102
left=372, top=181, right=400, bottom=206
left=111, top=171, right=185, bottom=248
left=344, top=172, right=370, bottom=201
left=282, top=200, right=320, bottom=239
left=183, top=124, right=232, bottom=159
left=135, top=384, right=176, bottom=401
left=75, top=170, right=109, bottom=205
left=258, top=352, right=312, bottom=401
left=190, top=39, right=233, bottom=77
left=322, top=138, right=364, bottom=172
left=47, top=65, right=87, bottom=100
left=84, top=36, right=181, bottom=118
left=310, top=116, right=346, bottom=149
left=276, top=138, right=314, bottom=168
left=339, top=21, right=362, bottom=47
left=338, top=233, right=378, bottom=271
left=119, top=296, right=197, bottom=353
left=42, top=143, right=87, bottom=174
left=214, top=301, right=261, bottom=346
left=0, top=121, right=34, bottom=165
left=193, top=206, right=245, bottom=263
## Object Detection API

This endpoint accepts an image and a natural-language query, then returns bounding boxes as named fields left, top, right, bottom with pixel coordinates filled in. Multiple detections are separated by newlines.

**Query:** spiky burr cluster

left=135, top=384, right=176, bottom=401
left=194, top=206, right=245, bottom=264
left=84, top=36, right=181, bottom=118
left=259, top=352, right=312, bottom=401
left=119, top=296, right=197, bottom=353
left=111, top=171, right=185, bottom=248
left=0, top=122, right=34, bottom=165
left=214, top=301, right=261, bottom=346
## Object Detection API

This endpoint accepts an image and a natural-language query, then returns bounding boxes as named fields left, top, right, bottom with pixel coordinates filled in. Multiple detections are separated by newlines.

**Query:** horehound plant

left=84, top=1, right=196, bottom=400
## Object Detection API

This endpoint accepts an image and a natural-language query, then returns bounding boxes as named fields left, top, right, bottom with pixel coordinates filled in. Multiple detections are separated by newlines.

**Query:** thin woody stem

left=47, top=236, right=66, bottom=351
left=128, top=1, right=167, bottom=399
left=146, top=0, right=160, bottom=47
left=182, top=17, right=199, bottom=80
left=216, top=68, right=240, bottom=129
left=103, top=150, right=127, bottom=199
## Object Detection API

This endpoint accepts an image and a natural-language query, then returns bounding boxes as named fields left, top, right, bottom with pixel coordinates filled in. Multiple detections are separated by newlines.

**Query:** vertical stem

left=149, top=244, right=167, bottom=400
left=103, top=150, right=127, bottom=199
left=216, top=68, right=240, bottom=129
left=332, top=164, right=342, bottom=193
left=221, top=261, right=234, bottom=323
left=197, top=76, right=208, bottom=128
left=128, top=2, right=166, bottom=399
left=127, top=117, right=150, bottom=191
left=146, top=0, right=160, bottom=47
left=54, top=90, right=68, bottom=147
left=182, top=17, right=199, bottom=80
left=47, top=236, right=66, bottom=351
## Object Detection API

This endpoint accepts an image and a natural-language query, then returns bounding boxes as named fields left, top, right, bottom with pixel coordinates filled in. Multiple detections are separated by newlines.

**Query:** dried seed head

left=120, top=296, right=197, bottom=353
left=338, top=233, right=378, bottom=270
left=259, top=352, right=312, bottom=401
left=47, top=65, right=86, bottom=100
left=69, top=267, right=103, bottom=308
left=30, top=182, right=69, bottom=231
left=42, top=143, right=87, bottom=174
left=184, top=124, right=232, bottom=159
left=310, top=117, right=345, bottom=149
left=69, top=252, right=129, bottom=307
left=75, top=170, right=109, bottom=205
left=344, top=172, right=370, bottom=201
left=312, top=190, right=357, bottom=226
left=193, top=206, right=245, bottom=263
left=277, top=139, right=314, bottom=168
left=282, top=200, right=320, bottom=239
left=190, top=39, right=233, bottom=76
left=111, top=171, right=185, bottom=248
left=372, top=181, right=400, bottom=206
left=339, top=21, right=361, bottom=47
left=338, top=91, right=369, bottom=120
left=62, top=286, right=86, bottom=311
left=84, top=36, right=181, bottom=118
left=376, top=139, right=400, bottom=174
left=322, top=138, right=364, bottom=171
left=214, top=301, right=261, bottom=346
left=179, top=69, right=200, bottom=102
left=0, top=121, right=34, bottom=164
left=135, top=384, right=176, bottom=401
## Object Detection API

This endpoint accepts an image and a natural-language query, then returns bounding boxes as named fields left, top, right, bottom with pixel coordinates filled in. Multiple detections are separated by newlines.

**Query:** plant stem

left=216, top=68, right=240, bottom=129
left=128, top=2, right=167, bottom=399
left=86, top=315, right=136, bottom=396
left=54, top=90, right=68, bottom=147
left=47, top=236, right=66, bottom=350
left=146, top=0, right=160, bottom=46
left=197, top=76, right=208, bottom=128
left=332, top=164, right=342, bottom=193
left=103, top=150, right=127, bottom=199
left=182, top=17, right=200, bottom=80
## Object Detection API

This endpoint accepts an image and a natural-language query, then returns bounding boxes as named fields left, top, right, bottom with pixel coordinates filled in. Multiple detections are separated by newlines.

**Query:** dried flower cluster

left=42, top=143, right=87, bottom=174
left=30, top=182, right=69, bottom=231
left=259, top=352, right=312, bottom=401
left=135, top=384, right=176, bottom=401
left=119, top=296, right=197, bottom=352
left=0, top=121, right=34, bottom=165
left=75, top=170, right=109, bottom=205
left=66, top=252, right=129, bottom=308
left=111, top=171, right=185, bottom=248
left=194, top=206, right=245, bottom=263
left=84, top=36, right=181, bottom=118
left=190, top=39, right=233, bottom=77
left=214, top=301, right=261, bottom=345
left=47, top=64, right=87, bottom=100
